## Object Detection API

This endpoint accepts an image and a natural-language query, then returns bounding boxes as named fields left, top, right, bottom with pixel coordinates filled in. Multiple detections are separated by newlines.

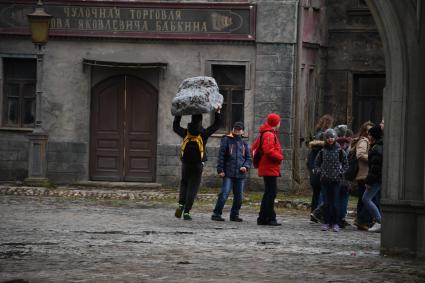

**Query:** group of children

left=172, top=110, right=384, bottom=233
left=173, top=111, right=283, bottom=226
left=308, top=115, right=384, bottom=232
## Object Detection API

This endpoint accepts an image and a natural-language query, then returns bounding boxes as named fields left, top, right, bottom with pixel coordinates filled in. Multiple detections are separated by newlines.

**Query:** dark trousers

left=178, top=162, right=203, bottom=213
left=339, top=185, right=349, bottom=221
left=310, top=172, right=322, bottom=212
left=321, top=180, right=340, bottom=226
left=258, top=176, right=278, bottom=223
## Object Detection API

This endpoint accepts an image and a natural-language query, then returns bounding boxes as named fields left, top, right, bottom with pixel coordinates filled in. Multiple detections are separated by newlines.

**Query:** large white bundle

left=171, top=76, right=223, bottom=116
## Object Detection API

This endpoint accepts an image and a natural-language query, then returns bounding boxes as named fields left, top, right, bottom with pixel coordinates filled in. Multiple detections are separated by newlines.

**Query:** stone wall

left=46, top=142, right=88, bottom=183
left=0, top=132, right=28, bottom=181
left=254, top=0, right=298, bottom=191
left=324, top=0, right=385, bottom=126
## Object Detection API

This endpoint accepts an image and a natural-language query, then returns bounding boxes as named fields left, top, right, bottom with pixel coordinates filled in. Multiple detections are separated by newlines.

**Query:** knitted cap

left=334, top=124, right=348, bottom=137
left=267, top=113, right=281, bottom=127
left=324, top=128, right=337, bottom=139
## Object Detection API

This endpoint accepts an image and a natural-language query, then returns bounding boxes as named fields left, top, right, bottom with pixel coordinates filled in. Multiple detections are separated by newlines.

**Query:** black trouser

left=178, top=162, right=203, bottom=213
left=309, top=172, right=321, bottom=212
left=321, top=180, right=340, bottom=226
left=258, top=176, right=278, bottom=223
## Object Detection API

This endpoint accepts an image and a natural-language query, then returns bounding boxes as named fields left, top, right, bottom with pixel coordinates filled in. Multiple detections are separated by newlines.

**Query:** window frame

left=0, top=54, right=37, bottom=131
left=217, top=84, right=245, bottom=132
left=205, top=60, right=250, bottom=134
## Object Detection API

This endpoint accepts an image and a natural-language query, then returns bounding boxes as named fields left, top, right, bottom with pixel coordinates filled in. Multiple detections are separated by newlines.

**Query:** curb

left=0, top=186, right=311, bottom=211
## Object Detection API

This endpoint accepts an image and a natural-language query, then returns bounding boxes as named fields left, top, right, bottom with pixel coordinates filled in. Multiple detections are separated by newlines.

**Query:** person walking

left=211, top=122, right=252, bottom=222
left=256, top=113, right=284, bottom=226
left=173, top=108, right=221, bottom=220
left=351, top=121, right=376, bottom=230
left=314, top=129, right=348, bottom=232
left=363, top=125, right=384, bottom=232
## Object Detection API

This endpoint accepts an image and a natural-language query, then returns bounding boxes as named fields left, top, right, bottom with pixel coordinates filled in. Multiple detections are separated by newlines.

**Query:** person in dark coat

left=211, top=122, right=252, bottom=222
left=363, top=125, right=384, bottom=232
left=256, top=113, right=284, bottom=226
left=308, top=114, right=334, bottom=223
left=173, top=108, right=221, bottom=220
left=314, top=128, right=348, bottom=232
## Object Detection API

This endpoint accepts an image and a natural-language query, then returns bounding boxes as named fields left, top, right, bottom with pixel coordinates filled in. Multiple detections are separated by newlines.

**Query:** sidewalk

left=1, top=195, right=424, bottom=282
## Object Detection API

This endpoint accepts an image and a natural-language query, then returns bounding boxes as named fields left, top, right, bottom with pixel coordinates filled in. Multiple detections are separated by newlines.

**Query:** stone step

left=72, top=181, right=163, bottom=190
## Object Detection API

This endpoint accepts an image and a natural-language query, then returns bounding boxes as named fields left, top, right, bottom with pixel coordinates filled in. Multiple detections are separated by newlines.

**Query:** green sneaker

left=183, top=212, right=192, bottom=221
left=175, top=204, right=184, bottom=218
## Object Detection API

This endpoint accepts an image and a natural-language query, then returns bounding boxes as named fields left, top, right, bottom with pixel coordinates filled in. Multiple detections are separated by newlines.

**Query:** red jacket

left=257, top=123, right=283, bottom=177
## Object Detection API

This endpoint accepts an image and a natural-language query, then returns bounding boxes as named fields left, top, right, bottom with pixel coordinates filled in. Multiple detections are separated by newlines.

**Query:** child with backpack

left=211, top=122, right=252, bottom=222
left=314, top=128, right=348, bottom=232
left=173, top=108, right=221, bottom=220
left=308, top=114, right=334, bottom=223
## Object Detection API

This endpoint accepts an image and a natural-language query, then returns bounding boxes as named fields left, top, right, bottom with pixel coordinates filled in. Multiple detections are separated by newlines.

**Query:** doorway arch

left=365, top=0, right=425, bottom=257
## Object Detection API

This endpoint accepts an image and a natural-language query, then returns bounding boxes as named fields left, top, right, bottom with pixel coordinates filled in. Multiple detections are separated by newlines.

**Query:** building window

left=2, top=58, right=36, bottom=128
left=212, top=65, right=246, bottom=132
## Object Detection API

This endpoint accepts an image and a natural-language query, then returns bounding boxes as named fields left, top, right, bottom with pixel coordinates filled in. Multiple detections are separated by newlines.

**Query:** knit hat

left=334, top=125, right=348, bottom=137
left=267, top=113, right=281, bottom=127
left=368, top=125, right=383, bottom=140
left=324, top=128, right=337, bottom=139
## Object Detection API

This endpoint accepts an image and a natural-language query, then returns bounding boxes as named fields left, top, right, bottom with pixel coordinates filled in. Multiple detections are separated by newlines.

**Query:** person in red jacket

left=256, top=113, right=284, bottom=226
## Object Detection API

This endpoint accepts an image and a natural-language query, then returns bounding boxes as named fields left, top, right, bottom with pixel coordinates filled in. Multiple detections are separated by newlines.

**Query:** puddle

left=257, top=241, right=280, bottom=246
left=73, top=230, right=194, bottom=236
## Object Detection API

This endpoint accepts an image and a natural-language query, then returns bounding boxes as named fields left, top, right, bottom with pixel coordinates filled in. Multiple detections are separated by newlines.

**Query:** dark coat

left=217, top=133, right=252, bottom=179
left=173, top=113, right=221, bottom=163
left=365, top=138, right=383, bottom=185
left=307, top=140, right=324, bottom=186
left=314, top=142, right=348, bottom=183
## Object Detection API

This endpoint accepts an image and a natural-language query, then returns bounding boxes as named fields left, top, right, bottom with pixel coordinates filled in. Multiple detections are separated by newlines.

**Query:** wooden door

left=352, top=74, right=385, bottom=131
left=90, top=75, right=157, bottom=181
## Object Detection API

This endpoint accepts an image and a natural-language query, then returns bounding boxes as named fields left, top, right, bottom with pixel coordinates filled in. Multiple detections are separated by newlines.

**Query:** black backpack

left=344, top=149, right=359, bottom=181
left=181, top=133, right=204, bottom=163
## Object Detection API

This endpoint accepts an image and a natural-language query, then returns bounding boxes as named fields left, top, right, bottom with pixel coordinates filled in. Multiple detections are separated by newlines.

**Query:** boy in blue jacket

left=211, top=122, right=252, bottom=222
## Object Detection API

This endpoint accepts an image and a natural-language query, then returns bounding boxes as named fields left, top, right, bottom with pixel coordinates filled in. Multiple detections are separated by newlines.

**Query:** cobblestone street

left=1, top=196, right=424, bottom=283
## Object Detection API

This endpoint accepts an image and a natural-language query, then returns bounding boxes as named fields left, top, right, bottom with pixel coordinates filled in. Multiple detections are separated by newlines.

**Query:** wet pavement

left=1, top=196, right=424, bottom=283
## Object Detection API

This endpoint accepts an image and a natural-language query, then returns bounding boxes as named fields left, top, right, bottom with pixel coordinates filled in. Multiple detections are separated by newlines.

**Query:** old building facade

left=1, top=0, right=424, bottom=258
left=0, top=0, right=297, bottom=190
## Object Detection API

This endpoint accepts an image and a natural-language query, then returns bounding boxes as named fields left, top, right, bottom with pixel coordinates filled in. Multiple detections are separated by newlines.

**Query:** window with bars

left=212, top=65, right=245, bottom=132
left=2, top=58, right=37, bottom=128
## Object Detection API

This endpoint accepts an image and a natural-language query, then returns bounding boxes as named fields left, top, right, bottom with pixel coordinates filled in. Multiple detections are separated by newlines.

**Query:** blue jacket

left=217, top=134, right=252, bottom=179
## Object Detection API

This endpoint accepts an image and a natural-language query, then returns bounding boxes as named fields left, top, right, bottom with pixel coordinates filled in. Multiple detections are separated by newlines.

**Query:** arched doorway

left=365, top=0, right=425, bottom=257
left=90, top=75, right=158, bottom=182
